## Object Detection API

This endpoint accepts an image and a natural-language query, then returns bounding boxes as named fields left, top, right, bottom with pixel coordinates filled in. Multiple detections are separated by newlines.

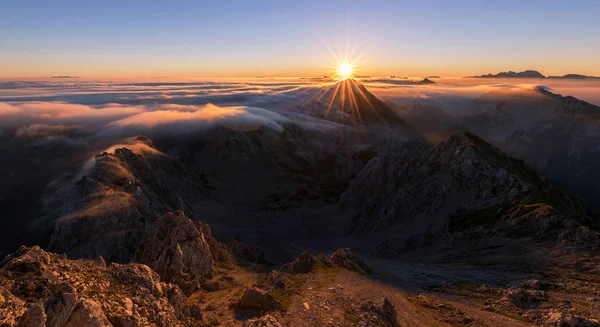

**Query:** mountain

left=362, top=78, right=436, bottom=86
left=547, top=74, right=600, bottom=79
left=341, top=131, right=600, bottom=260
left=301, top=79, right=410, bottom=126
left=47, top=136, right=213, bottom=263
left=3, top=82, right=600, bottom=326
left=467, top=71, right=600, bottom=79
left=45, top=101, right=425, bottom=263
left=458, top=86, right=600, bottom=208
left=468, top=70, right=546, bottom=78
left=394, top=104, right=463, bottom=144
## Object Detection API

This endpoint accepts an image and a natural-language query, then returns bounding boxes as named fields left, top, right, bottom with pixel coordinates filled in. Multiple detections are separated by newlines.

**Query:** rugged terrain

left=1, top=80, right=600, bottom=326
left=395, top=85, right=600, bottom=209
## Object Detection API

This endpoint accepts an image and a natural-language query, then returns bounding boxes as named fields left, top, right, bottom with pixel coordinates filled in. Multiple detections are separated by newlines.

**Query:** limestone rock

left=502, top=288, right=548, bottom=308
left=0, top=246, right=202, bottom=327
left=133, top=211, right=215, bottom=294
left=244, top=314, right=283, bottom=327
left=64, top=299, right=112, bottom=327
left=281, top=252, right=316, bottom=274
left=359, top=297, right=400, bottom=327
left=16, top=303, right=45, bottom=327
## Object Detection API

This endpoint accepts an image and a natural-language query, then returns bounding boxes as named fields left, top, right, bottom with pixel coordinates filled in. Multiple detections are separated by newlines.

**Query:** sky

left=1, top=0, right=599, bottom=78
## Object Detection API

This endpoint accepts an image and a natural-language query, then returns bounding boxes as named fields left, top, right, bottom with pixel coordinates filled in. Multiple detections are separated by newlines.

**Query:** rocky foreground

left=0, top=239, right=402, bottom=326
left=2, top=241, right=600, bottom=327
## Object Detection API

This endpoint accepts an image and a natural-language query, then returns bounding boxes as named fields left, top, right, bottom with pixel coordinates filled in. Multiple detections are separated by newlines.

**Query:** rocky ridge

left=341, top=131, right=600, bottom=258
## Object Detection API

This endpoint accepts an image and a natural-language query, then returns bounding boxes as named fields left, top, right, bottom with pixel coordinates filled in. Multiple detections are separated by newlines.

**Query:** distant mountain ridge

left=468, top=70, right=546, bottom=78
left=467, top=70, right=599, bottom=79
left=547, top=73, right=600, bottom=79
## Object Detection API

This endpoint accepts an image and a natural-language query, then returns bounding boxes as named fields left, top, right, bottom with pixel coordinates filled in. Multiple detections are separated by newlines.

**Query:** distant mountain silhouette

left=50, top=75, right=80, bottom=79
left=467, top=70, right=546, bottom=78
left=547, top=74, right=600, bottom=79
left=467, top=70, right=600, bottom=79
left=363, top=78, right=435, bottom=85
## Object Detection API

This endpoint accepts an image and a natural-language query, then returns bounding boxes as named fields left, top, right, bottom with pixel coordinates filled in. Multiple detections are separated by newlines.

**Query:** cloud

left=0, top=102, right=144, bottom=128
left=14, top=124, right=80, bottom=139
left=109, top=103, right=242, bottom=128
left=105, top=103, right=290, bottom=137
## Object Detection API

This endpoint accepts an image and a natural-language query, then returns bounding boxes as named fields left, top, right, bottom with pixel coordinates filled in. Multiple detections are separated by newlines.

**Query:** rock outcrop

left=133, top=211, right=219, bottom=295
left=0, top=246, right=203, bottom=327
left=328, top=248, right=370, bottom=275
left=281, top=248, right=370, bottom=275
left=359, top=298, right=400, bottom=327
left=281, top=251, right=316, bottom=274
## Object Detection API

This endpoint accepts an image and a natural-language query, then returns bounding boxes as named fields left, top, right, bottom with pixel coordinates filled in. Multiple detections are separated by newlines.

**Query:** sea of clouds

left=1, top=77, right=600, bottom=145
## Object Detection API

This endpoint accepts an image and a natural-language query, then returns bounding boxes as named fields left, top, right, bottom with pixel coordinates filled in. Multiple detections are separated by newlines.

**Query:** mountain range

left=467, top=70, right=600, bottom=79
left=1, top=80, right=600, bottom=326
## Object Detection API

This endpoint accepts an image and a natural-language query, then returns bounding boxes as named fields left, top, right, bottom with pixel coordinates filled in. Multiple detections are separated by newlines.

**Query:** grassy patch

left=343, top=303, right=361, bottom=324
left=268, top=274, right=308, bottom=311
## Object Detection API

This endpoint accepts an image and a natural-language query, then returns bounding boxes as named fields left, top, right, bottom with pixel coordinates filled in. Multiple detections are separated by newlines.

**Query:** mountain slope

left=459, top=86, right=600, bottom=207
left=47, top=136, right=213, bottom=263
left=341, top=131, right=600, bottom=259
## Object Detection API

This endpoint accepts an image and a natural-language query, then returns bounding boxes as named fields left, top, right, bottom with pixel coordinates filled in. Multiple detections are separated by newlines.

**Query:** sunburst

left=337, top=63, right=353, bottom=79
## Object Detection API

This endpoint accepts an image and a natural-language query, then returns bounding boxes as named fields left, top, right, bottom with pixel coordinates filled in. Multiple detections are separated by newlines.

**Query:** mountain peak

left=435, top=131, right=505, bottom=161
left=444, top=131, right=482, bottom=146
left=317, top=79, right=406, bottom=125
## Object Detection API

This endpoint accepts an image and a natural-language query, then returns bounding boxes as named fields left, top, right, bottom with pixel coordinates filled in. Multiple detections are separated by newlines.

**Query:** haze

left=2, top=0, right=600, bottom=78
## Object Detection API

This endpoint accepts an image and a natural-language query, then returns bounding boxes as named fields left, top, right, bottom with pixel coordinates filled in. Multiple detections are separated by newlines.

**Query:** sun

left=337, top=63, right=353, bottom=79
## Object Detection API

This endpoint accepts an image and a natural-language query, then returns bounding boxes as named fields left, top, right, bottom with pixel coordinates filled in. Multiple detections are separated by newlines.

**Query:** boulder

left=64, top=299, right=112, bottom=327
left=236, top=288, right=282, bottom=311
left=16, top=303, right=45, bottom=327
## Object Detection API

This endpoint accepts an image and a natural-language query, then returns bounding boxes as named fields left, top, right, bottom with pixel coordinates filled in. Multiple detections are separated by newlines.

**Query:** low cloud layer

left=0, top=102, right=144, bottom=128
left=14, top=124, right=81, bottom=140
left=1, top=77, right=599, bottom=141
left=105, top=103, right=290, bottom=137
left=0, top=99, right=293, bottom=146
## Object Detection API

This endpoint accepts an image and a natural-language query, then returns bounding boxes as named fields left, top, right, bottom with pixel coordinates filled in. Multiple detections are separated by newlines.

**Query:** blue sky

left=1, top=0, right=599, bottom=77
